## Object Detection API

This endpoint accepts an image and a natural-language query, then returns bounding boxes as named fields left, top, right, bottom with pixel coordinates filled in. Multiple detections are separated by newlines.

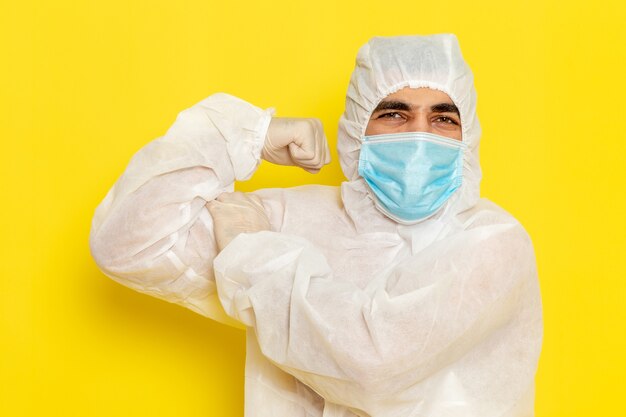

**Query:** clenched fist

left=261, top=117, right=331, bottom=173
left=206, top=192, right=271, bottom=252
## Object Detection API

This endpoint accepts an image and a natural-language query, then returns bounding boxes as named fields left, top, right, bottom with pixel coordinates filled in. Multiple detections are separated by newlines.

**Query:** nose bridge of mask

left=361, top=131, right=466, bottom=147
left=357, top=131, right=466, bottom=224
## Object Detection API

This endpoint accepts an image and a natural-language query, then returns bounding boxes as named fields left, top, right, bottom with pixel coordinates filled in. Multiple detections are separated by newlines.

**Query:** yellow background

left=1, top=0, right=624, bottom=415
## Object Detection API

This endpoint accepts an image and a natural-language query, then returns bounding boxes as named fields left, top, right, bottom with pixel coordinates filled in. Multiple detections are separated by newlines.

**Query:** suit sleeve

left=89, top=93, right=273, bottom=326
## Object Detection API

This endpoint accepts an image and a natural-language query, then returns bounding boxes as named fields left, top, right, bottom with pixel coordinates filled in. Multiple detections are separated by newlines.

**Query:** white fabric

left=90, top=34, right=543, bottom=417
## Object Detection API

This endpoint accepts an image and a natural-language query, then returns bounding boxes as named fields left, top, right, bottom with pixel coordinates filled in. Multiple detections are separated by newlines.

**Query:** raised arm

left=89, top=93, right=273, bottom=325
left=89, top=93, right=331, bottom=326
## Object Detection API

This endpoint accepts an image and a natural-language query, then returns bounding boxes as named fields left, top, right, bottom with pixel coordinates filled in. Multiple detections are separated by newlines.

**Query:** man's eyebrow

left=431, top=103, right=460, bottom=116
left=372, top=100, right=460, bottom=116
left=372, top=100, right=412, bottom=113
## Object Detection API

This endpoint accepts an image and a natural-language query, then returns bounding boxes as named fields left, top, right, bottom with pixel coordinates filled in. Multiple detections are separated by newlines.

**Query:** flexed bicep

left=89, top=93, right=273, bottom=325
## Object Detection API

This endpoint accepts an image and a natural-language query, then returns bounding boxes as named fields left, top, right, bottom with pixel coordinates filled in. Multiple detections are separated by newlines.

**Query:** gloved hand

left=261, top=117, right=331, bottom=173
left=206, top=192, right=271, bottom=252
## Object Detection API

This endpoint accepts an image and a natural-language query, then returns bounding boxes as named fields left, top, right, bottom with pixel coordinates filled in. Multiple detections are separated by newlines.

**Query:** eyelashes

left=376, top=112, right=403, bottom=119
left=434, top=116, right=460, bottom=125
left=376, top=112, right=460, bottom=126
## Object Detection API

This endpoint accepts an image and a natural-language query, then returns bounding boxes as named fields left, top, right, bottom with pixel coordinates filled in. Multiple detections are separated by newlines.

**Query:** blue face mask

left=358, top=132, right=467, bottom=224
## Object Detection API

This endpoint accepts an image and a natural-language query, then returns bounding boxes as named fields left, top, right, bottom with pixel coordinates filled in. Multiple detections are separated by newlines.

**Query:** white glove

left=261, top=117, right=331, bottom=173
left=206, top=192, right=271, bottom=252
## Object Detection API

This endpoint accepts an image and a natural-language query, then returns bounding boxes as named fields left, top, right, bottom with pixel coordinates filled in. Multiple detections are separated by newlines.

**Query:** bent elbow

left=88, top=223, right=153, bottom=285
left=89, top=225, right=118, bottom=276
left=88, top=213, right=165, bottom=280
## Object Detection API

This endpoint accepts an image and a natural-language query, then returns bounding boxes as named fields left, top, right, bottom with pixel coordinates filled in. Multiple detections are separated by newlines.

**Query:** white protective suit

left=89, top=34, right=543, bottom=417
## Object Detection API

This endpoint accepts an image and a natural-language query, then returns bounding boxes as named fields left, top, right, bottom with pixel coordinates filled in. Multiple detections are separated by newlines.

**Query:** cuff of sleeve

left=249, top=107, right=274, bottom=164
left=230, top=105, right=273, bottom=181
left=200, top=93, right=275, bottom=181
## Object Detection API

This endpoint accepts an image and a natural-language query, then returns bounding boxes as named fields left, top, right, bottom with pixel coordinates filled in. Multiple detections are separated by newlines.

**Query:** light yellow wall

left=1, top=0, right=624, bottom=415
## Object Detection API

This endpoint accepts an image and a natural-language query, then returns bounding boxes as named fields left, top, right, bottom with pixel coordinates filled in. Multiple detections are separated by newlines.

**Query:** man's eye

left=377, top=112, right=403, bottom=119
left=434, top=116, right=459, bottom=125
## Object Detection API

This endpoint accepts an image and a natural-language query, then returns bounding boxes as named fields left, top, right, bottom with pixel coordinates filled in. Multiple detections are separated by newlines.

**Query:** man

left=90, top=34, right=543, bottom=417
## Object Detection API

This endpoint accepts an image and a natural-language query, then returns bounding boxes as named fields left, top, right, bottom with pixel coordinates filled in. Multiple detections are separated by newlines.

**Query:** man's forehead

left=383, top=87, right=454, bottom=103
